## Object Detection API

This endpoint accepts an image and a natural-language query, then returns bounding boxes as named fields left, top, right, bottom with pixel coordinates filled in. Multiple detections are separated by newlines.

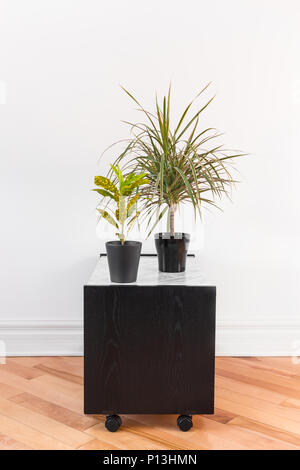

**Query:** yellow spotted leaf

left=94, top=176, right=118, bottom=195
left=127, top=192, right=140, bottom=215
left=97, top=209, right=118, bottom=228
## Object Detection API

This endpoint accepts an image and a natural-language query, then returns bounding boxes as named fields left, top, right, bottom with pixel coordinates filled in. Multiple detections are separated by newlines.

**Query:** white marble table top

left=86, top=255, right=214, bottom=286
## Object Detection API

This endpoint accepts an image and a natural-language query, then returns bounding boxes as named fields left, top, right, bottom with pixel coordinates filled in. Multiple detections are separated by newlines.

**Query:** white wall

left=0, top=0, right=299, bottom=355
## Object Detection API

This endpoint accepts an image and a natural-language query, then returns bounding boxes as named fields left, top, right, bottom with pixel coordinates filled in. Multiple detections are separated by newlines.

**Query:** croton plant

left=93, top=164, right=148, bottom=245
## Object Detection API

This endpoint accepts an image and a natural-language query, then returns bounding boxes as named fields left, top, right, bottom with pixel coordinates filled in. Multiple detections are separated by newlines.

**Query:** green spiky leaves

left=108, top=84, right=246, bottom=236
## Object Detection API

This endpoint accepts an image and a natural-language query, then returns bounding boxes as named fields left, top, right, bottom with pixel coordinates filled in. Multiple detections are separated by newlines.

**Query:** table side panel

left=84, top=285, right=215, bottom=414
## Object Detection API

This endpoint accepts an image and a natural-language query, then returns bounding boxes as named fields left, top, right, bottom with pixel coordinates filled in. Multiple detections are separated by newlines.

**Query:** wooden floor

left=0, top=357, right=299, bottom=450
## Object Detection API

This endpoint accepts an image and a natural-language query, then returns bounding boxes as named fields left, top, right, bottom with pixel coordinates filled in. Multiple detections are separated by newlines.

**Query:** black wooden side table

left=84, top=255, right=216, bottom=432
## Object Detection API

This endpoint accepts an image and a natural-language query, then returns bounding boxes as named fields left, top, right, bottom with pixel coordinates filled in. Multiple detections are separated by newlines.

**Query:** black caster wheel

left=105, top=414, right=122, bottom=432
left=177, top=415, right=193, bottom=432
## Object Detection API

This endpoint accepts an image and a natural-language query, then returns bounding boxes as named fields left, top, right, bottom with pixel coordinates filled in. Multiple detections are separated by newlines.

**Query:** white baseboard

left=216, top=321, right=300, bottom=356
left=0, top=320, right=299, bottom=357
left=0, top=321, right=83, bottom=357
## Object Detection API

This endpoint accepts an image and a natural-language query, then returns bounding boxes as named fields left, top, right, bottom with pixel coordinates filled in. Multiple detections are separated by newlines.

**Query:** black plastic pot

left=106, top=241, right=142, bottom=283
left=155, top=233, right=190, bottom=273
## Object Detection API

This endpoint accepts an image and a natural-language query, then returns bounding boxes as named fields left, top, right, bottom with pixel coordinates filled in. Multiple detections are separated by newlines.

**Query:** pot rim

left=106, top=240, right=142, bottom=247
left=154, top=232, right=190, bottom=240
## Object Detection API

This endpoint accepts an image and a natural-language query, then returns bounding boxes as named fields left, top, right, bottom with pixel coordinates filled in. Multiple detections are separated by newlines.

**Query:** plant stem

left=121, top=223, right=125, bottom=245
left=170, top=204, right=175, bottom=237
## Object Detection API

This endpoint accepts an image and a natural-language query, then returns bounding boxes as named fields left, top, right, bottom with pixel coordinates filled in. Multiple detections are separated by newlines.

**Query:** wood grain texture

left=84, top=285, right=216, bottom=414
left=0, top=357, right=298, bottom=450
left=11, top=393, right=98, bottom=431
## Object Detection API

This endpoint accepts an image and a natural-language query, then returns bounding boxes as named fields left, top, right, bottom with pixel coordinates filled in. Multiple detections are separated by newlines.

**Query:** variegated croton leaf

left=93, top=167, right=150, bottom=243
left=97, top=209, right=118, bottom=228
left=94, top=176, right=118, bottom=199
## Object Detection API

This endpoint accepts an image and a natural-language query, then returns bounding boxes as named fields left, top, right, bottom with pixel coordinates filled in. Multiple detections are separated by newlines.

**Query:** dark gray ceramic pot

left=106, top=240, right=142, bottom=283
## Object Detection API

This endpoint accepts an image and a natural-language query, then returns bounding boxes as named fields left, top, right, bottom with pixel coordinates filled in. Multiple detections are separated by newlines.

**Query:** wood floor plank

left=216, top=396, right=300, bottom=436
left=9, top=357, right=47, bottom=367
left=0, top=361, right=45, bottom=380
left=223, top=358, right=300, bottom=386
left=0, top=357, right=298, bottom=450
left=236, top=357, right=300, bottom=375
left=35, top=356, right=83, bottom=377
left=216, top=374, right=288, bottom=405
left=0, top=431, right=32, bottom=450
left=85, top=414, right=208, bottom=450
left=85, top=419, right=200, bottom=451
left=34, top=364, right=82, bottom=385
left=0, top=414, right=71, bottom=450
left=194, top=416, right=298, bottom=450
left=126, top=413, right=298, bottom=450
left=217, top=386, right=300, bottom=424
left=31, top=373, right=83, bottom=397
left=115, top=416, right=206, bottom=450
left=228, top=416, right=300, bottom=448
left=216, top=364, right=300, bottom=401
left=59, top=357, right=83, bottom=368
left=78, top=439, right=119, bottom=450
left=0, top=369, right=83, bottom=414
left=0, top=382, right=23, bottom=399
left=10, top=392, right=99, bottom=431
left=34, top=357, right=83, bottom=384
left=0, top=396, right=93, bottom=448
left=281, top=398, right=300, bottom=410
left=222, top=357, right=297, bottom=377
left=117, top=414, right=253, bottom=450
left=217, top=358, right=300, bottom=390
left=202, top=407, right=236, bottom=424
